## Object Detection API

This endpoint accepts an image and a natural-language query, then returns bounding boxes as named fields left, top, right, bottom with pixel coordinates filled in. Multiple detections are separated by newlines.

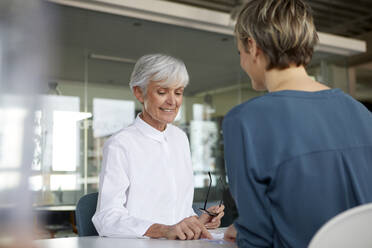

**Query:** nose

left=166, top=93, right=176, bottom=105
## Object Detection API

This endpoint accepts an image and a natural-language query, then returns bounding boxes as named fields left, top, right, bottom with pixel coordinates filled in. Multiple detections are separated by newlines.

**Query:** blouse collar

left=134, top=114, right=169, bottom=143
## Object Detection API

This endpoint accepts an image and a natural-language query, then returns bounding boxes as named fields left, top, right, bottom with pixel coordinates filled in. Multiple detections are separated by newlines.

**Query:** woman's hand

left=199, top=204, right=225, bottom=229
left=223, top=224, right=237, bottom=242
left=145, top=216, right=212, bottom=240
left=165, top=216, right=212, bottom=240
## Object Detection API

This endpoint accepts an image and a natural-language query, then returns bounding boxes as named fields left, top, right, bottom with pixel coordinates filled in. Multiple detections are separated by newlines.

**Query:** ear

left=133, top=86, right=144, bottom=104
left=248, top=38, right=261, bottom=61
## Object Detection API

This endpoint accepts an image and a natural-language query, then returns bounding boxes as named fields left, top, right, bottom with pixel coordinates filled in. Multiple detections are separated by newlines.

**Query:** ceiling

left=46, top=2, right=248, bottom=95
left=43, top=1, right=372, bottom=98
left=166, top=0, right=372, bottom=38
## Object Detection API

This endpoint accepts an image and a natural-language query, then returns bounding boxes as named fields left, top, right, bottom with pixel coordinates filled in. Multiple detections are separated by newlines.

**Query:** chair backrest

left=308, top=203, right=372, bottom=248
left=75, top=192, right=99, bottom=237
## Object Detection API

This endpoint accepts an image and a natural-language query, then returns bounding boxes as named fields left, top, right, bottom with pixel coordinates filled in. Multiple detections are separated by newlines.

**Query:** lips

left=160, top=107, right=176, bottom=112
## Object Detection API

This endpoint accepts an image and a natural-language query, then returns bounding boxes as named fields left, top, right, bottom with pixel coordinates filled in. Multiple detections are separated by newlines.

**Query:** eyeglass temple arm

left=203, top=172, right=212, bottom=210
left=218, top=177, right=226, bottom=207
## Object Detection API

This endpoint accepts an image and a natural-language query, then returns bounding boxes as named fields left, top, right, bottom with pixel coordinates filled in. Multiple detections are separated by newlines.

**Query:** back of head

left=235, top=0, right=318, bottom=70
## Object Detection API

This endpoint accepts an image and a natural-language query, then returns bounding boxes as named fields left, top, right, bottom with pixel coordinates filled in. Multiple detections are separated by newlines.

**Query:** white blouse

left=92, top=115, right=195, bottom=238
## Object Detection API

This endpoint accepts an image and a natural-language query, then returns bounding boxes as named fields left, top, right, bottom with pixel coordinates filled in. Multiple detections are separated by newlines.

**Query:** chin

left=160, top=116, right=176, bottom=124
left=160, top=111, right=178, bottom=122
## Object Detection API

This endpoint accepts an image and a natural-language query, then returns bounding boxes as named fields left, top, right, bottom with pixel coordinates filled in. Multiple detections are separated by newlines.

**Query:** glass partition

left=30, top=3, right=353, bottom=211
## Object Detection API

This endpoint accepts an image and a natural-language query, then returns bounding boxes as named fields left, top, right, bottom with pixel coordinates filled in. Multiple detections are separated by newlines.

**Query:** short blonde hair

left=235, top=0, right=318, bottom=70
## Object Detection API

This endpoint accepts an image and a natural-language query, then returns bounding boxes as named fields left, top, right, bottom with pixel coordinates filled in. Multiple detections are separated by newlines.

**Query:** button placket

left=161, top=136, right=177, bottom=223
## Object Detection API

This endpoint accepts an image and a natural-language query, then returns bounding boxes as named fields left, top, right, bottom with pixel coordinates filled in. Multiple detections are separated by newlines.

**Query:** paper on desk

left=204, top=227, right=227, bottom=240
left=211, top=232, right=224, bottom=240
left=202, top=232, right=231, bottom=246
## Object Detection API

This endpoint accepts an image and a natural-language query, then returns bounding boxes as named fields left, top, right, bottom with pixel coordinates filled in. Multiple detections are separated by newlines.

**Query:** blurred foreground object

left=0, top=0, right=54, bottom=247
left=308, top=203, right=372, bottom=248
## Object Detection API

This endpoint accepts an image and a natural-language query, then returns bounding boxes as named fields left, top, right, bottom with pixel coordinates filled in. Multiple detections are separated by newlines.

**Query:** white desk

left=35, top=229, right=237, bottom=248
left=34, top=205, right=76, bottom=211
left=35, top=236, right=237, bottom=248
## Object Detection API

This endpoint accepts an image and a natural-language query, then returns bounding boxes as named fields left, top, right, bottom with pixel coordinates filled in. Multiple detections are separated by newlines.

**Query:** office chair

left=75, top=192, right=99, bottom=236
left=308, top=203, right=372, bottom=248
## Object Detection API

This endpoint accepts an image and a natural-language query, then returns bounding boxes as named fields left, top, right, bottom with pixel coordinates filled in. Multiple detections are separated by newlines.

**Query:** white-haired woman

left=92, top=54, right=224, bottom=240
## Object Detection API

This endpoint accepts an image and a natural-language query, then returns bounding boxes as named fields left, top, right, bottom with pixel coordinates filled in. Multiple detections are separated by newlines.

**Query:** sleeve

left=223, top=115, right=273, bottom=247
left=92, top=140, right=154, bottom=238
left=183, top=132, right=198, bottom=217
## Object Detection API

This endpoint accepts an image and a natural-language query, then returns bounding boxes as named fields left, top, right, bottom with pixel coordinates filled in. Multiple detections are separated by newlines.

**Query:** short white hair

left=129, top=54, right=189, bottom=93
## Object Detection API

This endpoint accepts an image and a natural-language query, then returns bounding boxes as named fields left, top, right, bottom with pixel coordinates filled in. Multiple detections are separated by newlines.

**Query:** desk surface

left=35, top=236, right=237, bottom=248
left=35, top=229, right=238, bottom=248
left=34, top=205, right=76, bottom=211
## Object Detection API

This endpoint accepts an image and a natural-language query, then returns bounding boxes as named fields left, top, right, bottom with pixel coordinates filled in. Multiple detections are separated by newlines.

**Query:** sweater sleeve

left=223, top=114, right=274, bottom=247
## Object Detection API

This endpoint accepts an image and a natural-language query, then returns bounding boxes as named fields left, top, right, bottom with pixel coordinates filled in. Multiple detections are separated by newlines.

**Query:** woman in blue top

left=223, top=0, right=372, bottom=247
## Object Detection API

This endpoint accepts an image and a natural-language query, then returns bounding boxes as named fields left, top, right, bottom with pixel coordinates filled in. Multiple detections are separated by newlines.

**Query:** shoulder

left=166, top=124, right=190, bottom=148
left=167, top=124, right=188, bottom=140
left=224, top=94, right=273, bottom=125
left=103, top=124, right=138, bottom=150
left=339, top=91, right=371, bottom=111
left=339, top=93, right=372, bottom=124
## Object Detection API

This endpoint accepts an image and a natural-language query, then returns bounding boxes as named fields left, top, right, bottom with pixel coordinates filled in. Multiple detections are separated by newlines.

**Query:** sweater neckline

left=266, top=88, right=342, bottom=98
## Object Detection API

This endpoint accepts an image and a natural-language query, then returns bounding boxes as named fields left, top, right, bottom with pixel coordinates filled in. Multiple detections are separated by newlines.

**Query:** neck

left=264, top=65, right=329, bottom=92
left=140, top=112, right=166, bottom=131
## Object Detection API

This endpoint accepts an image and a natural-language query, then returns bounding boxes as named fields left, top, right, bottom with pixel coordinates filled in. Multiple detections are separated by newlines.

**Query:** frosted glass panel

left=93, top=98, right=135, bottom=138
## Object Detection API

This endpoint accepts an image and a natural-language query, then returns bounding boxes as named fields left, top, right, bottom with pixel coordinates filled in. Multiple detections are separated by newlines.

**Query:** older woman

left=92, top=54, right=224, bottom=240
left=223, top=0, right=372, bottom=247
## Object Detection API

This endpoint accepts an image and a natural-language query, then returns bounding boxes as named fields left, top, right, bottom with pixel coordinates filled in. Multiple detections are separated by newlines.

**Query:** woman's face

left=135, top=81, right=184, bottom=131
left=237, top=39, right=267, bottom=91
left=238, top=39, right=251, bottom=75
